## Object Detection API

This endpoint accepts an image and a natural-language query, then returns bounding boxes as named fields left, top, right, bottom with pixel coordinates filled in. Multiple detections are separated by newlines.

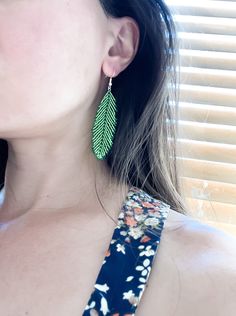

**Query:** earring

left=91, top=71, right=118, bottom=160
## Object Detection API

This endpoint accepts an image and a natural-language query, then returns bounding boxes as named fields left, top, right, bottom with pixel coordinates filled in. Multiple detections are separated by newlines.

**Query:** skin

left=0, top=0, right=140, bottom=225
left=0, top=1, right=235, bottom=315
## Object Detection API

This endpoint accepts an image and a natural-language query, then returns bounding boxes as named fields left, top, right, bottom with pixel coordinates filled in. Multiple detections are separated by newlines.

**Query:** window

left=166, top=0, right=236, bottom=236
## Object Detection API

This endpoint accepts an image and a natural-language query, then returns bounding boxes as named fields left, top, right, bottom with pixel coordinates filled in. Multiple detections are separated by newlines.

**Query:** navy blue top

left=82, top=186, right=171, bottom=316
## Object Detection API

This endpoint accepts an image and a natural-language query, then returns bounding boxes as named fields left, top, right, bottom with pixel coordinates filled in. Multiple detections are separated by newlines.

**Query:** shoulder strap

left=83, top=186, right=171, bottom=316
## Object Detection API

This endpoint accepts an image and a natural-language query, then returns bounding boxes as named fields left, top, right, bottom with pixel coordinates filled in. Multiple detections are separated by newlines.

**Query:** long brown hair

left=99, top=0, right=188, bottom=214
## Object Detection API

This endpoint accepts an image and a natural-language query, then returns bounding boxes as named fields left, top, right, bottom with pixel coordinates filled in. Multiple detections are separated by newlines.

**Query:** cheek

left=0, top=1, right=104, bottom=125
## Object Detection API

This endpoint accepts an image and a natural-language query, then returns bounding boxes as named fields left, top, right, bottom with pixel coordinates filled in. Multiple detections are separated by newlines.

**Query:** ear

left=102, top=16, right=140, bottom=78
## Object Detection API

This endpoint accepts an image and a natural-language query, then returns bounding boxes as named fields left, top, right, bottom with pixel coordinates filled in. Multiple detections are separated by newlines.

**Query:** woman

left=0, top=0, right=235, bottom=315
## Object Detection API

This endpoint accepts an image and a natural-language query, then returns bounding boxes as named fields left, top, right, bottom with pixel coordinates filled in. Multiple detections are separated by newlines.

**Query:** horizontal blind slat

left=177, top=102, right=236, bottom=126
left=179, top=67, right=236, bottom=89
left=179, top=32, right=236, bottom=53
left=178, top=121, right=236, bottom=144
left=180, top=49, right=236, bottom=71
left=185, top=197, right=236, bottom=223
left=177, top=139, right=236, bottom=164
left=180, top=177, right=236, bottom=205
left=166, top=0, right=236, bottom=18
left=174, top=15, right=236, bottom=35
left=179, top=84, right=236, bottom=107
left=177, top=157, right=236, bottom=184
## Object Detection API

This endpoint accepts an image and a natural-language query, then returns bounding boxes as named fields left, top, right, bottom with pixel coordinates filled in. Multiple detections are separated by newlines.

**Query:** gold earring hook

left=108, top=70, right=116, bottom=90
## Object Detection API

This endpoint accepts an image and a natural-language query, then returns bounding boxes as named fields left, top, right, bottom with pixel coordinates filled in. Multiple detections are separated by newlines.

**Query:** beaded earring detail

left=91, top=72, right=118, bottom=160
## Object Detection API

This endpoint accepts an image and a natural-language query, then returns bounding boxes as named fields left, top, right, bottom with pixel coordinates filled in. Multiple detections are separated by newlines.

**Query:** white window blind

left=166, top=0, right=236, bottom=236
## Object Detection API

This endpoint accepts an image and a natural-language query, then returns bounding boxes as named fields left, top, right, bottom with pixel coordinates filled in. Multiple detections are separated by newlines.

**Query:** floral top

left=82, top=186, right=171, bottom=316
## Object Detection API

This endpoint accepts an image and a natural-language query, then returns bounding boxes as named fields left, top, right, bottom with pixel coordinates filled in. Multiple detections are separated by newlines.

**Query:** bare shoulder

left=167, top=208, right=236, bottom=268
left=165, top=208, right=236, bottom=256
left=137, top=208, right=236, bottom=316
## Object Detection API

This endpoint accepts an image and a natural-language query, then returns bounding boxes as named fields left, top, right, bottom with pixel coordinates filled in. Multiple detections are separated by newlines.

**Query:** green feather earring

left=91, top=74, right=118, bottom=160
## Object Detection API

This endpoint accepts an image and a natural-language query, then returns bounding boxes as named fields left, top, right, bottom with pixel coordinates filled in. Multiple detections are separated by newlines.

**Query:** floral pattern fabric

left=82, top=186, right=171, bottom=316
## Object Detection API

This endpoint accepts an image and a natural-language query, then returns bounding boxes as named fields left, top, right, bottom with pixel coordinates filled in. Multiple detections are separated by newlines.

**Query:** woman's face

left=0, top=0, right=109, bottom=138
